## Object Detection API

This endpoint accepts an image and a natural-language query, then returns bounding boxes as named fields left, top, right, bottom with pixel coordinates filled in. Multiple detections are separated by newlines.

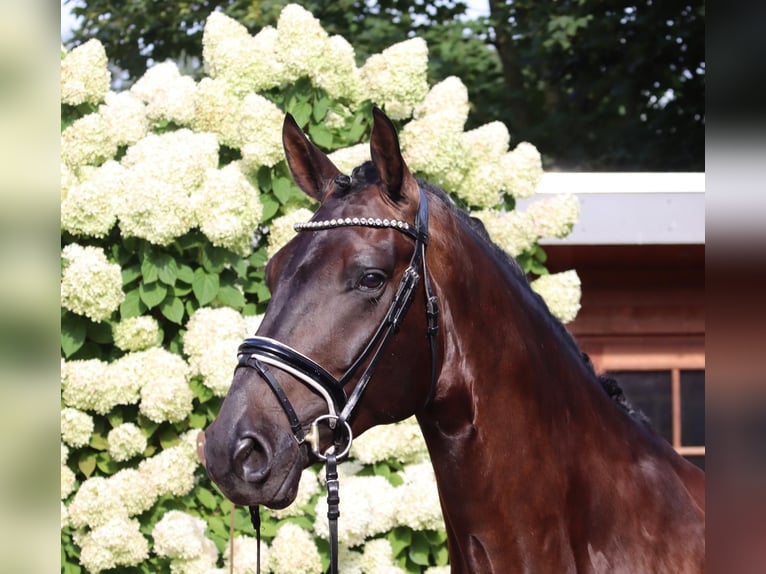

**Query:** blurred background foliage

left=63, top=0, right=704, bottom=171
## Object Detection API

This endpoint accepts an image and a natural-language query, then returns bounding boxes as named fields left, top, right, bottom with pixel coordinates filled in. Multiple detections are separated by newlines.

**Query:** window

left=606, top=368, right=705, bottom=469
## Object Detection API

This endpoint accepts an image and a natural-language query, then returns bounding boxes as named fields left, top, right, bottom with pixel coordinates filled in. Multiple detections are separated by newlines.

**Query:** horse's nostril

left=233, top=434, right=271, bottom=484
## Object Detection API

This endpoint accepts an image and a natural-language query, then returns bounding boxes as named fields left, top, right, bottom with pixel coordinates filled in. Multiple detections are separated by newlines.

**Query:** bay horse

left=204, top=108, right=705, bottom=572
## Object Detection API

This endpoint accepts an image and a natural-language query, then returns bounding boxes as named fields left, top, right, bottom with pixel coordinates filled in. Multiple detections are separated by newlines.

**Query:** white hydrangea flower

left=68, top=476, right=127, bottom=529
left=192, top=77, right=243, bottom=147
left=61, top=464, right=76, bottom=499
left=112, top=316, right=162, bottom=352
left=62, top=358, right=109, bottom=411
left=60, top=407, right=94, bottom=448
left=109, top=467, right=158, bottom=516
left=183, top=307, right=248, bottom=396
left=203, top=13, right=284, bottom=95
left=153, top=510, right=211, bottom=560
left=412, top=76, right=470, bottom=129
left=239, top=94, right=287, bottom=169
left=269, top=523, right=322, bottom=574
left=130, top=61, right=197, bottom=125
left=530, top=270, right=582, bottom=324
left=61, top=39, right=110, bottom=106
left=473, top=209, right=538, bottom=258
left=99, top=91, right=149, bottom=146
left=137, top=348, right=193, bottom=423
left=61, top=501, right=70, bottom=529
left=266, top=208, right=315, bottom=259
left=314, top=475, right=397, bottom=547
left=78, top=517, right=149, bottom=573
left=223, top=534, right=270, bottom=574
left=328, top=144, right=370, bottom=175
left=117, top=164, right=195, bottom=245
left=393, top=461, right=444, bottom=531
left=193, top=162, right=264, bottom=256
left=455, top=162, right=505, bottom=208
left=461, top=122, right=511, bottom=163
left=244, top=314, right=264, bottom=336
left=400, top=77, right=470, bottom=190
left=61, top=160, right=124, bottom=238
left=276, top=4, right=331, bottom=84
left=138, top=431, right=200, bottom=497
left=501, top=142, right=543, bottom=199
left=360, top=538, right=405, bottom=574
left=169, top=537, right=219, bottom=574
left=61, top=443, right=69, bottom=465
left=360, top=38, right=430, bottom=120
left=61, top=161, right=77, bottom=201
left=526, top=193, right=580, bottom=239
left=315, top=35, right=362, bottom=102
left=351, top=416, right=428, bottom=465
left=107, top=423, right=147, bottom=462
left=61, top=112, right=118, bottom=169
left=118, top=130, right=218, bottom=244
left=269, top=468, right=320, bottom=519
left=425, top=567, right=451, bottom=574
left=61, top=243, right=124, bottom=321
left=337, top=545, right=364, bottom=574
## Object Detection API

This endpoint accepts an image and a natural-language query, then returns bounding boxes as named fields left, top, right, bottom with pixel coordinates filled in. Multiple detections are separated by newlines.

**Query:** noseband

left=233, top=187, right=439, bottom=573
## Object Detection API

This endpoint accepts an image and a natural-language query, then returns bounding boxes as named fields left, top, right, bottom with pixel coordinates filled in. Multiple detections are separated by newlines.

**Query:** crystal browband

left=294, top=217, right=412, bottom=234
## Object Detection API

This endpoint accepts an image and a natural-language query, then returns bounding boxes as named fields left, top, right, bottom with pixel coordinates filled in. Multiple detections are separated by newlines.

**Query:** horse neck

left=416, top=209, right=659, bottom=567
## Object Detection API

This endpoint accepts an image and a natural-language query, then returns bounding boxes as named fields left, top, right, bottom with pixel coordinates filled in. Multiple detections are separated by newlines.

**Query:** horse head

left=204, top=109, right=439, bottom=507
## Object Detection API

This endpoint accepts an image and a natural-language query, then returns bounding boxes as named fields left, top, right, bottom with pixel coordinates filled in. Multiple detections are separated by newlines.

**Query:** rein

left=235, top=187, right=439, bottom=573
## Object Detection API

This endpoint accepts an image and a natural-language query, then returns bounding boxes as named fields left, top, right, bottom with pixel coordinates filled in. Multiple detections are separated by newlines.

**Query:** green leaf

left=158, top=426, right=179, bottom=449
left=96, top=452, right=119, bottom=474
left=78, top=452, right=97, bottom=477
left=155, top=253, right=178, bottom=285
left=120, top=289, right=148, bottom=318
left=308, top=124, right=333, bottom=149
left=409, top=531, right=431, bottom=565
left=388, top=527, right=412, bottom=557
left=87, top=320, right=112, bottom=345
left=122, top=264, right=142, bottom=286
left=291, top=101, right=312, bottom=126
left=196, top=488, right=219, bottom=511
left=89, top=432, right=108, bottom=451
left=216, top=284, right=245, bottom=308
left=61, top=314, right=87, bottom=358
left=254, top=282, right=271, bottom=304
left=176, top=263, right=195, bottom=284
left=272, top=177, right=294, bottom=205
left=261, top=195, right=280, bottom=221
left=201, top=244, right=226, bottom=274
left=140, top=254, right=159, bottom=283
left=313, top=96, right=329, bottom=122
left=189, top=412, right=207, bottom=429
left=160, top=295, right=185, bottom=324
left=139, top=281, right=168, bottom=309
left=192, top=268, right=219, bottom=306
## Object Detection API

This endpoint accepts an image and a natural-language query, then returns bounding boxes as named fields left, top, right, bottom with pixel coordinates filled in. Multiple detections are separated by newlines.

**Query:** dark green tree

left=487, top=0, right=704, bottom=170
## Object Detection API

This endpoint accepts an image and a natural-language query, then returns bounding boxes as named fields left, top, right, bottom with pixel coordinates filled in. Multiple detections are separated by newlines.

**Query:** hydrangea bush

left=60, top=5, right=581, bottom=572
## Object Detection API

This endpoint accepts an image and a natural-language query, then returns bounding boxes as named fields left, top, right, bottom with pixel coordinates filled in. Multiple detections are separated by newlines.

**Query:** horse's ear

left=282, top=113, right=342, bottom=203
left=370, top=107, right=418, bottom=205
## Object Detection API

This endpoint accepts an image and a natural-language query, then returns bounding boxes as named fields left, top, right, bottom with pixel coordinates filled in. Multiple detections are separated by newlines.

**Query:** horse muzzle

left=202, top=414, right=308, bottom=508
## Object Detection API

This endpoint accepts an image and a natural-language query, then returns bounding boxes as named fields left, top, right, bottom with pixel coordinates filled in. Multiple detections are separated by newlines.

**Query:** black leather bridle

left=234, top=187, right=439, bottom=573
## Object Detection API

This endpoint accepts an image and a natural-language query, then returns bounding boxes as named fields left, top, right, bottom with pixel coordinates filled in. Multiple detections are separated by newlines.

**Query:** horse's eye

left=357, top=271, right=386, bottom=291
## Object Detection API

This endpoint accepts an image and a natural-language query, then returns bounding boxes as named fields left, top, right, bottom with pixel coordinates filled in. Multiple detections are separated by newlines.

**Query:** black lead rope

left=248, top=505, right=261, bottom=573
left=325, top=451, right=340, bottom=574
